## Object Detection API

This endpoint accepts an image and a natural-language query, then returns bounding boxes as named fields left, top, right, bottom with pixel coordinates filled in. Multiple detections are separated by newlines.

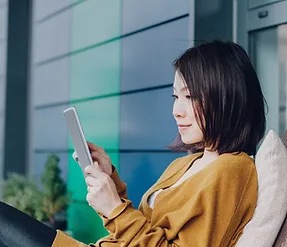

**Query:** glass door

left=249, top=24, right=287, bottom=135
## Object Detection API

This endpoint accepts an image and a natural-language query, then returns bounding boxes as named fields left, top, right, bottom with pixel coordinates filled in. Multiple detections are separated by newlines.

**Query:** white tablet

left=63, top=106, right=93, bottom=171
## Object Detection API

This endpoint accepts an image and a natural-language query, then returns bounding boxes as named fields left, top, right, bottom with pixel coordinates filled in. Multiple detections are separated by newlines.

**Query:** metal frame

left=248, top=0, right=287, bottom=31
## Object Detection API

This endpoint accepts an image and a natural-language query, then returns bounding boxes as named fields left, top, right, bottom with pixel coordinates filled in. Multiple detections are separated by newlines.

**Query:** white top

left=147, top=159, right=205, bottom=209
left=148, top=188, right=163, bottom=209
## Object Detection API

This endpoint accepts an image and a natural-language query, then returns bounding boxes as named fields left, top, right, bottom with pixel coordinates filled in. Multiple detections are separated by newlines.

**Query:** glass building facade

left=1, top=0, right=287, bottom=244
left=29, top=0, right=190, bottom=243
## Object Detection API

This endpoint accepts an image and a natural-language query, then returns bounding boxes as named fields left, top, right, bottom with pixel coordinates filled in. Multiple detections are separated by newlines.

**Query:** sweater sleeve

left=95, top=161, right=257, bottom=247
left=52, top=230, right=89, bottom=247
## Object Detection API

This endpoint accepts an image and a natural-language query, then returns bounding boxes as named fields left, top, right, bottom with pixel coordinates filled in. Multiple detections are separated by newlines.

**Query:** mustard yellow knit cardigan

left=52, top=152, right=257, bottom=247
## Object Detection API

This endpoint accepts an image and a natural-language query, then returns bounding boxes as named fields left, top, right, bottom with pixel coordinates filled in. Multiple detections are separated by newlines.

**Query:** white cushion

left=236, top=130, right=287, bottom=247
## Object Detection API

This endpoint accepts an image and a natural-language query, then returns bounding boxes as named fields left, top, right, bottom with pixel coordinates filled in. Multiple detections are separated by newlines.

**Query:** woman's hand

left=73, top=142, right=113, bottom=176
left=85, top=162, right=122, bottom=217
left=87, top=142, right=113, bottom=175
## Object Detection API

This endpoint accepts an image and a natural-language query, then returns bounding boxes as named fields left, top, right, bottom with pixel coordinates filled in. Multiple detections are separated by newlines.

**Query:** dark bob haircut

left=171, top=40, right=266, bottom=155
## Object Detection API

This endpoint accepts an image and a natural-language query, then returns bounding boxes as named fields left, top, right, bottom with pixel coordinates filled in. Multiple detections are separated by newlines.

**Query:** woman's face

left=172, top=71, right=204, bottom=145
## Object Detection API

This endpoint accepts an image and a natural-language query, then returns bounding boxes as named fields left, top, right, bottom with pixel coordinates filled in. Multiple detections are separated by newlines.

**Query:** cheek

left=180, top=124, right=204, bottom=144
left=191, top=124, right=203, bottom=137
left=186, top=103, right=196, bottom=119
left=172, top=103, right=176, bottom=117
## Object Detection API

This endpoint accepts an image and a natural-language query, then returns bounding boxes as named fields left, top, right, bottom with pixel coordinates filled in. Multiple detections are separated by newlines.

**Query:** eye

left=172, top=94, right=178, bottom=101
left=185, top=95, right=191, bottom=99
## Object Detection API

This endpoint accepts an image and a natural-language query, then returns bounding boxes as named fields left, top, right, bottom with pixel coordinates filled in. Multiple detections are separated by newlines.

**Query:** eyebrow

left=172, top=86, right=188, bottom=92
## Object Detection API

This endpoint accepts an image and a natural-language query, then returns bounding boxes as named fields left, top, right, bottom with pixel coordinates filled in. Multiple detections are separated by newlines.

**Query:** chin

left=181, top=137, right=194, bottom=145
left=181, top=135, right=203, bottom=145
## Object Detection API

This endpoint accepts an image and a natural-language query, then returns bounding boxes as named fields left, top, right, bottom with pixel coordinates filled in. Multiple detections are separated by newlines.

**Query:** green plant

left=41, top=154, right=70, bottom=224
left=2, top=173, right=47, bottom=221
left=2, top=154, right=70, bottom=225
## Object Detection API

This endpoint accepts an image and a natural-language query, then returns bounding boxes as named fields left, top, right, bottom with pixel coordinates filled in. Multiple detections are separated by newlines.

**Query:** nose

left=173, top=100, right=186, bottom=119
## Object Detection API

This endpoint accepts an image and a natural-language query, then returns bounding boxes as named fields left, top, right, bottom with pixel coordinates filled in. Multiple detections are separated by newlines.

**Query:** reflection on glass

left=250, top=24, right=287, bottom=135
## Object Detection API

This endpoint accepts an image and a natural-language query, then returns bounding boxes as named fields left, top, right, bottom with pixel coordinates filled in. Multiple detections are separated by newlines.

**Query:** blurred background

left=0, top=0, right=286, bottom=244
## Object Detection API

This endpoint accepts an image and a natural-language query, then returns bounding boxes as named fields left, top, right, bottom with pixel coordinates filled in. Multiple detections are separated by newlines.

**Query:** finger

left=87, top=142, right=100, bottom=151
left=86, top=193, right=94, bottom=207
left=87, top=142, right=104, bottom=152
left=92, top=162, right=104, bottom=172
left=90, top=150, right=107, bottom=161
left=85, top=176, right=98, bottom=187
left=87, top=141, right=96, bottom=150
left=85, top=163, right=105, bottom=178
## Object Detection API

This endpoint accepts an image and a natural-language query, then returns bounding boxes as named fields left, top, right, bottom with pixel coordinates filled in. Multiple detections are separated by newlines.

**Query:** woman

left=0, top=40, right=266, bottom=246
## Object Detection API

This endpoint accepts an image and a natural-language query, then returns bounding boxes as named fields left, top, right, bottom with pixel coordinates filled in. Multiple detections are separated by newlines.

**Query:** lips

left=177, top=124, right=192, bottom=130
left=177, top=124, right=192, bottom=127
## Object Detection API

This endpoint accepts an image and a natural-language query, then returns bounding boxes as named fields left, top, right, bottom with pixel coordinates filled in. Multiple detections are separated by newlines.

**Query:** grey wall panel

left=120, top=152, right=184, bottom=207
left=0, top=119, right=3, bottom=150
left=71, top=0, right=121, bottom=51
left=0, top=77, right=4, bottom=173
left=0, top=6, right=7, bottom=39
left=70, top=41, right=121, bottom=100
left=33, top=58, right=70, bottom=106
left=34, top=0, right=72, bottom=21
left=122, top=0, right=189, bottom=34
left=237, top=0, right=249, bottom=50
left=72, top=98, right=120, bottom=150
left=0, top=77, right=4, bottom=146
left=33, top=106, right=68, bottom=150
left=33, top=9, right=72, bottom=63
left=195, top=0, right=233, bottom=44
left=121, top=18, right=189, bottom=92
left=32, top=152, right=68, bottom=185
left=120, top=88, right=177, bottom=150
left=0, top=109, right=3, bottom=176
left=0, top=3, right=6, bottom=76
left=0, top=105, right=4, bottom=150
left=248, top=1, right=287, bottom=31
left=33, top=98, right=120, bottom=152
left=0, top=78, right=5, bottom=111
left=0, top=43, right=6, bottom=76
left=249, top=0, right=282, bottom=9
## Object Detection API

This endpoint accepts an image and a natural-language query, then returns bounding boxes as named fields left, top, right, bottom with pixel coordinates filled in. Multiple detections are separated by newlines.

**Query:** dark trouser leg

left=0, top=201, right=56, bottom=247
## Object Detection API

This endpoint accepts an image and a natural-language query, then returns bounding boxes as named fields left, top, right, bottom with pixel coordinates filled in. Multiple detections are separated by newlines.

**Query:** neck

left=187, top=148, right=219, bottom=173
left=195, top=148, right=219, bottom=167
